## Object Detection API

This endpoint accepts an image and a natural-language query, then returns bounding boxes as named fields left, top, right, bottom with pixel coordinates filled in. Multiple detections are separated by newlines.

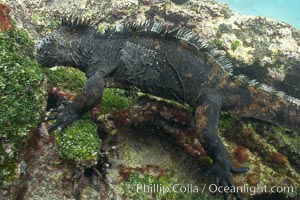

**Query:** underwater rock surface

left=1, top=0, right=299, bottom=199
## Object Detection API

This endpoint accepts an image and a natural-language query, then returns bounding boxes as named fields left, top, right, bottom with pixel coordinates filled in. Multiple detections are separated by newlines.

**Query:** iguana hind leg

left=195, top=94, right=249, bottom=200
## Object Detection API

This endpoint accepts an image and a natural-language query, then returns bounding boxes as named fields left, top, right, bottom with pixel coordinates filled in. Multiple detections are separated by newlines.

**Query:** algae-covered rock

left=55, top=119, right=101, bottom=166
left=45, top=67, right=86, bottom=93
left=0, top=29, right=46, bottom=185
left=1, top=0, right=299, bottom=199
left=4, top=0, right=300, bottom=98
left=101, top=117, right=219, bottom=200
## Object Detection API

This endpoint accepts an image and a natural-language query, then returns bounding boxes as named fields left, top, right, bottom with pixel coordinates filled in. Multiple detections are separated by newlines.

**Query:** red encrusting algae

left=234, top=145, right=249, bottom=162
left=0, top=3, right=14, bottom=31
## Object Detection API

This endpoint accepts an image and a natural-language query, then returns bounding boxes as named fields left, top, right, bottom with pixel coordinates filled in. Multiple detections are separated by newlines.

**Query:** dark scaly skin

left=35, top=17, right=300, bottom=200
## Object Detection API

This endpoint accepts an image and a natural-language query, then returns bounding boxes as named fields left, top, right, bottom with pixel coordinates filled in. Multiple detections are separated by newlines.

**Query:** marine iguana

left=35, top=16, right=300, bottom=200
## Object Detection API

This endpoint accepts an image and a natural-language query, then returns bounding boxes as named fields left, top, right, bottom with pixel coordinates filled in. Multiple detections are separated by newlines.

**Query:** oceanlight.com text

left=132, top=183, right=296, bottom=196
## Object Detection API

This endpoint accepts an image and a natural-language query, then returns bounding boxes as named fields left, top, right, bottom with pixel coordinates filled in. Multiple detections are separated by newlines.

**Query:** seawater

left=217, top=0, right=300, bottom=30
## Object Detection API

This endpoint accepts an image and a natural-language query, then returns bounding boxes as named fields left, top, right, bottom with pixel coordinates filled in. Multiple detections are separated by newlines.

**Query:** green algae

left=55, top=118, right=101, bottom=164
left=44, top=66, right=86, bottom=92
left=231, top=40, right=240, bottom=51
left=102, top=88, right=134, bottom=114
left=214, top=38, right=225, bottom=49
left=0, top=29, right=46, bottom=183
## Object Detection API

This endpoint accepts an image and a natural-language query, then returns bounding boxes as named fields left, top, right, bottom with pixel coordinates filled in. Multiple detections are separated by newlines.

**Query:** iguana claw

left=206, top=159, right=249, bottom=200
left=44, top=103, right=80, bottom=133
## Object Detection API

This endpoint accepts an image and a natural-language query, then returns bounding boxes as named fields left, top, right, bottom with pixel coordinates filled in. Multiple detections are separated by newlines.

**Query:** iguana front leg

left=46, top=71, right=104, bottom=132
left=195, top=94, right=249, bottom=200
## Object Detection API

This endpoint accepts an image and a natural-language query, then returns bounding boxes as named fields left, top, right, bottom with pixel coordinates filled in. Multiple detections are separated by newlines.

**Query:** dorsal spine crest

left=59, top=16, right=300, bottom=107
left=60, top=15, right=98, bottom=32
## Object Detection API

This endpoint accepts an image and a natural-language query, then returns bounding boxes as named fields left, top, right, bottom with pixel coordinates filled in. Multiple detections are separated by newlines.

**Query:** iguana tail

left=224, top=78, right=300, bottom=132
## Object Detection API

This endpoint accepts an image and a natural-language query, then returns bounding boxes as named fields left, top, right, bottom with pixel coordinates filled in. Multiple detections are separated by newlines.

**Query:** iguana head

left=35, top=16, right=98, bottom=69
left=35, top=33, right=64, bottom=67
